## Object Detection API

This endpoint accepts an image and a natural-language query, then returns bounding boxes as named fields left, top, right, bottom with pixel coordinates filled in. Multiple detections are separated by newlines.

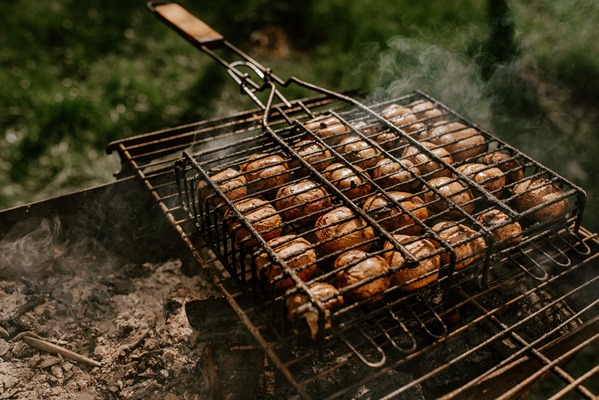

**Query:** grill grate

left=107, top=90, right=598, bottom=399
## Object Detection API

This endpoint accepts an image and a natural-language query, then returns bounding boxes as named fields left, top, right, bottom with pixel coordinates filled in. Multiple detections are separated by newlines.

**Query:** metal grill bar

left=548, top=363, right=599, bottom=400
left=463, top=290, right=598, bottom=400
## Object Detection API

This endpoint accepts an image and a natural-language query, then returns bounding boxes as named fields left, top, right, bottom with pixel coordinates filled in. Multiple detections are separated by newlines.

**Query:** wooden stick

left=22, top=335, right=102, bottom=368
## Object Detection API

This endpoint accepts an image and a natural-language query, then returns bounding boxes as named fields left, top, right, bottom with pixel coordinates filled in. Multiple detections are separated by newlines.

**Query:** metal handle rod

left=147, top=1, right=291, bottom=109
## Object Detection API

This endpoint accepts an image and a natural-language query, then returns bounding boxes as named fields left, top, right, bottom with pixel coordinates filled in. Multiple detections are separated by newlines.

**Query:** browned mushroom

left=290, top=140, right=333, bottom=174
left=476, top=209, right=523, bottom=245
left=196, top=168, right=247, bottom=207
left=429, top=122, right=486, bottom=162
left=481, top=151, right=525, bottom=183
left=422, top=176, right=476, bottom=216
left=240, top=153, right=290, bottom=194
left=402, top=141, right=454, bottom=179
left=275, top=180, right=333, bottom=223
left=431, top=221, right=487, bottom=270
left=255, top=234, right=317, bottom=290
left=225, top=197, right=283, bottom=247
left=512, top=177, right=569, bottom=222
left=334, top=250, right=390, bottom=303
left=372, top=158, right=421, bottom=192
left=352, top=120, right=381, bottom=138
left=304, top=115, right=350, bottom=144
left=403, top=122, right=434, bottom=142
left=455, top=163, right=506, bottom=197
left=373, top=130, right=401, bottom=150
left=362, top=191, right=428, bottom=234
left=382, top=234, right=441, bottom=291
left=286, top=282, right=344, bottom=340
left=338, top=135, right=384, bottom=170
left=323, top=162, right=372, bottom=200
left=314, top=206, right=375, bottom=254
left=380, top=103, right=413, bottom=120
left=409, top=100, right=445, bottom=123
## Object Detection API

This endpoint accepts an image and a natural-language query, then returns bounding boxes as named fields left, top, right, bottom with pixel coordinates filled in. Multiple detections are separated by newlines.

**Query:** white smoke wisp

left=368, top=36, right=493, bottom=128
left=0, top=217, right=63, bottom=279
left=0, top=215, right=118, bottom=281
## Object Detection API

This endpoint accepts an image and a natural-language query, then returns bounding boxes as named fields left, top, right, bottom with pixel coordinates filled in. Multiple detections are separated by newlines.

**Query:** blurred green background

left=1, top=0, right=598, bottom=233
left=0, top=0, right=597, bottom=397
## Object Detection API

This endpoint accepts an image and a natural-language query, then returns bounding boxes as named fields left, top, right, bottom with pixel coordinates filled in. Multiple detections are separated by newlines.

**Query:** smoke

left=0, top=215, right=117, bottom=281
left=367, top=36, right=493, bottom=128
left=0, top=217, right=62, bottom=279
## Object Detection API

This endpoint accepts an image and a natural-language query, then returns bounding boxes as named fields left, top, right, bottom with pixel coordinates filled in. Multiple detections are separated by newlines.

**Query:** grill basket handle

left=147, top=1, right=224, bottom=49
left=147, top=1, right=295, bottom=110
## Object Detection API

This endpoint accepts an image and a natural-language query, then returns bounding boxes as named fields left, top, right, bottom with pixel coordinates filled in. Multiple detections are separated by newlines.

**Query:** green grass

left=1, top=0, right=599, bottom=233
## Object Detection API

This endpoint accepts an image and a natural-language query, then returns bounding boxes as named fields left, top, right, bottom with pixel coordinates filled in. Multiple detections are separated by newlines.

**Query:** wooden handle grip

left=153, top=3, right=224, bottom=49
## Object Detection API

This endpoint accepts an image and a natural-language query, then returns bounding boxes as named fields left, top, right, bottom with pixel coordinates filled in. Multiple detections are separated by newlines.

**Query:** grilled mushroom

left=429, top=122, right=486, bottom=162
left=373, top=158, right=421, bottom=192
left=352, top=120, right=381, bottom=137
left=482, top=151, right=525, bottom=183
left=323, top=163, right=372, bottom=200
left=422, top=176, right=476, bottom=216
left=402, top=141, right=454, bottom=179
left=196, top=168, right=247, bottom=207
left=304, top=115, right=350, bottom=144
left=240, top=153, right=290, bottom=194
left=334, top=250, right=390, bottom=303
left=403, top=122, right=434, bottom=142
left=476, top=209, right=523, bottom=245
left=409, top=100, right=445, bottom=123
left=382, top=234, right=441, bottom=292
left=286, top=282, right=344, bottom=340
left=255, top=234, right=317, bottom=290
left=431, top=221, right=487, bottom=270
left=455, top=163, right=506, bottom=197
left=225, top=197, right=283, bottom=247
left=314, top=206, right=374, bottom=254
left=290, top=139, right=332, bottom=173
left=338, top=135, right=383, bottom=170
left=275, top=180, right=333, bottom=223
left=512, top=177, right=569, bottom=222
left=362, top=191, right=428, bottom=234
left=372, top=129, right=401, bottom=151
left=380, top=104, right=413, bottom=120
left=389, top=112, right=419, bottom=130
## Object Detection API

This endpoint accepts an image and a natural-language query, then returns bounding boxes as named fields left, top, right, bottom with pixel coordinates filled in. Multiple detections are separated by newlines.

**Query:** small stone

left=27, top=354, right=41, bottom=367
left=0, top=326, right=9, bottom=339
left=62, top=361, right=74, bottom=372
left=0, top=339, right=10, bottom=356
left=143, top=338, right=159, bottom=351
left=11, top=341, right=32, bottom=357
left=51, top=365, right=64, bottom=379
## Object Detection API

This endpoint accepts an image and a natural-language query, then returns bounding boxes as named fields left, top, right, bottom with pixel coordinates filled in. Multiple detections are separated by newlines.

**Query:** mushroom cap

left=314, top=206, right=375, bottom=254
left=383, top=234, right=441, bottom=291
left=334, top=250, right=391, bottom=302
